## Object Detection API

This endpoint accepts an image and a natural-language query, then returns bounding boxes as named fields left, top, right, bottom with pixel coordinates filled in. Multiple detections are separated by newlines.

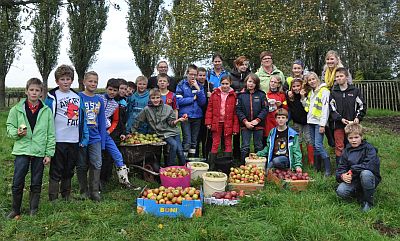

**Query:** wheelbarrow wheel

left=143, top=164, right=157, bottom=183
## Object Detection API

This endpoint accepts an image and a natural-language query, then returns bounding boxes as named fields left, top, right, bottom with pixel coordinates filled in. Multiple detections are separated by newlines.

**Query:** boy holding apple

left=6, top=78, right=55, bottom=218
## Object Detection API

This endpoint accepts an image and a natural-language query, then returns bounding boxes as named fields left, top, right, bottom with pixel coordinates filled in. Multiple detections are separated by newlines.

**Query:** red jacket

left=205, top=88, right=239, bottom=134
left=265, top=91, right=288, bottom=136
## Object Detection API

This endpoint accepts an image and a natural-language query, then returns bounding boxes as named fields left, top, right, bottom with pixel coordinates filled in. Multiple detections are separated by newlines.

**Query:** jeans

left=308, top=124, right=329, bottom=159
left=12, top=155, right=44, bottom=195
left=292, top=122, right=311, bottom=145
left=267, top=156, right=290, bottom=169
left=77, top=142, right=102, bottom=171
left=181, top=118, right=202, bottom=153
left=50, top=142, right=78, bottom=182
left=336, top=170, right=376, bottom=199
left=165, top=135, right=186, bottom=166
left=105, top=133, right=124, bottom=167
left=241, top=129, right=264, bottom=155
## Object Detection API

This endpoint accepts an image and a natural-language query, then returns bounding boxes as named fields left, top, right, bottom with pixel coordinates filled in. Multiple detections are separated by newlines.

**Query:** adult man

left=147, top=61, right=177, bottom=92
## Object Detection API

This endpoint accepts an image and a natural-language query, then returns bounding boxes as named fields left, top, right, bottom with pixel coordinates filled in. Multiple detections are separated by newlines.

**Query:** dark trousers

left=12, top=155, right=44, bottom=196
left=49, top=142, right=78, bottom=182
left=195, top=122, right=212, bottom=158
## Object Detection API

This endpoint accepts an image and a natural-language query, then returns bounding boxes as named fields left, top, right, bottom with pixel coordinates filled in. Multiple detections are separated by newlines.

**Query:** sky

left=6, top=1, right=173, bottom=88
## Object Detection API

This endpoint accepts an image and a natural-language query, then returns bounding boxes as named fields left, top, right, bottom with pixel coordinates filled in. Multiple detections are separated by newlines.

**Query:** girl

left=207, top=53, right=229, bottom=88
left=287, top=78, right=313, bottom=165
left=236, top=73, right=268, bottom=164
left=205, top=76, right=239, bottom=167
left=322, top=50, right=348, bottom=89
left=301, top=72, right=331, bottom=176
left=265, top=75, right=287, bottom=137
left=285, top=59, right=305, bottom=93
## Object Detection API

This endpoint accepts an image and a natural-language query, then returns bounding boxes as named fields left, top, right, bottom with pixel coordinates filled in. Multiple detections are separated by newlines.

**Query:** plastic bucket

left=186, top=162, right=209, bottom=180
left=245, top=156, right=267, bottom=169
left=186, top=157, right=206, bottom=162
left=202, top=172, right=227, bottom=197
left=214, top=156, right=233, bottom=175
left=159, top=166, right=191, bottom=188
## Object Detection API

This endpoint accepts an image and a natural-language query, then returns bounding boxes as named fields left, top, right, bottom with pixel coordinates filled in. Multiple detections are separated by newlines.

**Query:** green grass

left=365, top=108, right=400, bottom=117
left=1, top=110, right=400, bottom=240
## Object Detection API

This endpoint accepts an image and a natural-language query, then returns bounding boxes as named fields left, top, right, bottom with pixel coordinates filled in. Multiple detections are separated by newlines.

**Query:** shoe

left=117, top=165, right=134, bottom=188
left=89, top=168, right=101, bottom=202
left=48, top=179, right=59, bottom=201
left=8, top=192, right=22, bottom=219
left=7, top=211, right=20, bottom=219
left=208, top=153, right=217, bottom=170
left=29, top=192, right=40, bottom=216
left=323, top=157, right=331, bottom=176
left=361, top=201, right=372, bottom=212
left=60, top=178, right=72, bottom=201
left=77, top=170, right=89, bottom=199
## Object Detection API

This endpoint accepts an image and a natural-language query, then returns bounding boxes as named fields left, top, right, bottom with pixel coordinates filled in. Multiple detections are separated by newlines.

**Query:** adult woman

left=207, top=53, right=229, bottom=88
left=255, top=51, right=285, bottom=93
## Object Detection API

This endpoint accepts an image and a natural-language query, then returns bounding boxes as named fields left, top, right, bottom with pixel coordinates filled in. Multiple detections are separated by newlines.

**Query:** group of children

left=6, top=50, right=381, bottom=218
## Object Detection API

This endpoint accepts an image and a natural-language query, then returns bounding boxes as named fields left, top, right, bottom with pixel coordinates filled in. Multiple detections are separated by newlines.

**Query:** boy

left=157, top=73, right=178, bottom=118
left=99, top=78, right=135, bottom=189
left=126, top=76, right=150, bottom=134
left=126, top=81, right=136, bottom=97
left=6, top=78, right=55, bottom=218
left=45, top=64, right=88, bottom=201
left=131, top=88, right=187, bottom=166
left=78, top=71, right=106, bottom=201
left=112, top=78, right=129, bottom=141
left=329, top=67, right=366, bottom=165
left=256, top=108, right=302, bottom=172
left=336, top=123, right=381, bottom=212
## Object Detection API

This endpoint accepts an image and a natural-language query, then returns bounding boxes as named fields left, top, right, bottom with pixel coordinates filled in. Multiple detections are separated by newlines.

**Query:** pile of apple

left=160, top=167, right=189, bottom=178
left=141, top=186, right=201, bottom=204
left=122, top=133, right=163, bottom=145
left=229, top=164, right=265, bottom=184
left=211, top=190, right=245, bottom=200
left=271, top=169, right=310, bottom=180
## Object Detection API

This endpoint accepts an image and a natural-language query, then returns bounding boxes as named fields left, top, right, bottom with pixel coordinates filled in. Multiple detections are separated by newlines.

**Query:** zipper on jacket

left=250, top=93, right=253, bottom=120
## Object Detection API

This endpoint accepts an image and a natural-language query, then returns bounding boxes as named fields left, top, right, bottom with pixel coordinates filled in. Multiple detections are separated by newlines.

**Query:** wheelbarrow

left=119, top=141, right=166, bottom=182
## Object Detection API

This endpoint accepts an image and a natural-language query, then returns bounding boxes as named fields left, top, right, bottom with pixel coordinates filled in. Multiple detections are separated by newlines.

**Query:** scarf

left=324, top=67, right=336, bottom=89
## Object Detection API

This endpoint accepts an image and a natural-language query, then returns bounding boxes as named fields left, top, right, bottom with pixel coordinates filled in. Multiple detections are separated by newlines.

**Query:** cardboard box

left=267, top=170, right=314, bottom=192
left=136, top=198, right=202, bottom=218
left=227, top=183, right=264, bottom=194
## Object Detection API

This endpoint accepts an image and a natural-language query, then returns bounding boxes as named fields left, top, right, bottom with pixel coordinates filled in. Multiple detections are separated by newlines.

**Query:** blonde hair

left=323, top=50, right=344, bottom=71
left=305, top=72, right=321, bottom=84
left=136, top=75, right=148, bottom=84
left=84, top=71, right=98, bottom=80
left=345, top=123, right=365, bottom=137
left=270, top=75, right=283, bottom=93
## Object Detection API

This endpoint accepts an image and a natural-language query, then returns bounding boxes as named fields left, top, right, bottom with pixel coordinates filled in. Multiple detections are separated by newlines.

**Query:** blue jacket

left=44, top=87, right=89, bottom=146
left=236, top=89, right=268, bottom=128
left=126, top=90, right=150, bottom=134
left=207, top=68, right=229, bottom=88
left=175, top=79, right=206, bottom=119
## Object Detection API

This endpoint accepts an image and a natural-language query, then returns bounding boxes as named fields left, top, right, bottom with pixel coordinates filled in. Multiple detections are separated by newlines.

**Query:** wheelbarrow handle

left=130, top=164, right=159, bottom=176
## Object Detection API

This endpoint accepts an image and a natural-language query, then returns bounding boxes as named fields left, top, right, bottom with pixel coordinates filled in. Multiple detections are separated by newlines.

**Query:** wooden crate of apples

left=267, top=169, right=314, bottom=192
left=228, top=164, right=265, bottom=193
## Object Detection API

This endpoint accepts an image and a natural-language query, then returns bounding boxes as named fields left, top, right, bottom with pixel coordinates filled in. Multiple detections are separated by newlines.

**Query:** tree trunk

left=42, top=75, right=49, bottom=100
left=0, top=74, right=6, bottom=108
left=77, top=71, right=84, bottom=91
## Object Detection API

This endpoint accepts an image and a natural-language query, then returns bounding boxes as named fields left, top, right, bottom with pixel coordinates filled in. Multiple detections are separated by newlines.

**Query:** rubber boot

left=335, top=156, right=341, bottom=168
left=48, top=179, right=59, bottom=201
left=29, top=192, right=40, bottom=216
left=89, top=168, right=101, bottom=202
left=116, top=165, right=136, bottom=189
left=223, top=152, right=232, bottom=158
left=7, top=192, right=23, bottom=219
left=208, top=153, right=217, bottom=170
left=323, top=157, right=331, bottom=177
left=77, top=170, right=89, bottom=200
left=361, top=189, right=374, bottom=212
left=188, top=149, right=196, bottom=158
left=60, top=178, right=72, bottom=201
left=307, top=145, right=314, bottom=166
left=314, top=155, right=321, bottom=172
left=240, top=151, right=249, bottom=166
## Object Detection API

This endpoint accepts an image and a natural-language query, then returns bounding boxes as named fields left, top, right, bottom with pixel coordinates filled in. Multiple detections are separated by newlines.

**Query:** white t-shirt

left=54, top=90, right=80, bottom=143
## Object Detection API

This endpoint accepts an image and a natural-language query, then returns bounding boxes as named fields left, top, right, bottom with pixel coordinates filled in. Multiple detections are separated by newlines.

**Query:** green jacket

left=255, top=65, right=285, bottom=93
left=132, top=103, right=179, bottom=138
left=6, top=99, right=56, bottom=157
left=256, top=127, right=302, bottom=170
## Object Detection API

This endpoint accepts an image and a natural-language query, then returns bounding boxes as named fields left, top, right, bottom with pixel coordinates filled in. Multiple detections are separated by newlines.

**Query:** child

left=157, top=73, right=178, bottom=118
left=126, top=76, right=150, bottom=134
left=99, top=78, right=134, bottom=189
left=126, top=81, right=136, bottom=97
left=45, top=64, right=88, bottom=201
left=207, top=53, right=229, bottom=88
left=256, top=109, right=302, bottom=172
left=287, top=78, right=313, bottom=165
left=112, top=78, right=129, bottom=141
left=196, top=67, right=213, bottom=159
left=330, top=67, right=366, bottom=165
left=6, top=78, right=55, bottom=218
left=265, top=75, right=288, bottom=137
left=176, top=64, right=206, bottom=158
left=236, top=73, right=268, bottom=164
left=78, top=71, right=106, bottom=201
left=336, top=123, right=381, bottom=212
left=205, top=75, right=239, bottom=167
left=131, top=88, right=187, bottom=166
left=284, top=59, right=304, bottom=93
left=322, top=50, right=352, bottom=89
left=301, top=72, right=331, bottom=176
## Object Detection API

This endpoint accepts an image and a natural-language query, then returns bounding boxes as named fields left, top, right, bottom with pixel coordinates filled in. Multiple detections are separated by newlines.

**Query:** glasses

left=262, top=57, right=272, bottom=61
left=158, top=66, right=168, bottom=69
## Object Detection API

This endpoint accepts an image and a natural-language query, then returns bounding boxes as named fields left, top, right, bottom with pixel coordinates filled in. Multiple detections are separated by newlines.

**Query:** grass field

left=0, top=109, right=399, bottom=240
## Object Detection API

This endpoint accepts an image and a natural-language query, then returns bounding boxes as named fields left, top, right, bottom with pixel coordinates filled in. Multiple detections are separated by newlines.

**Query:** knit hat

left=293, top=59, right=304, bottom=68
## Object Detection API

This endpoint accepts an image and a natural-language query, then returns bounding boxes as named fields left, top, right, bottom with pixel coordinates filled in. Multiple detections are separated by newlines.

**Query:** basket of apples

left=159, top=166, right=191, bottom=188
left=228, top=164, right=265, bottom=193
left=267, top=169, right=313, bottom=191
left=204, top=190, right=246, bottom=206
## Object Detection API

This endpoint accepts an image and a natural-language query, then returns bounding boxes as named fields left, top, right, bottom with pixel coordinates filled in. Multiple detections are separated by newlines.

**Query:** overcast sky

left=6, top=1, right=173, bottom=88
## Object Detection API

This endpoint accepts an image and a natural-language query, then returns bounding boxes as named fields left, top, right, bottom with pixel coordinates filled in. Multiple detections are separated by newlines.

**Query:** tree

left=127, top=0, right=164, bottom=78
left=67, top=0, right=108, bottom=90
left=0, top=4, right=22, bottom=108
left=31, top=0, right=62, bottom=96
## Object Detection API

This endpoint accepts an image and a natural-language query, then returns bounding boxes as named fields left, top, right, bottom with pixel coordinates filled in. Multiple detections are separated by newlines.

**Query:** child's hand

left=287, top=91, right=294, bottom=99
left=192, top=81, right=200, bottom=90
left=296, top=167, right=302, bottom=173
left=43, top=156, right=51, bottom=165
left=193, top=95, right=197, bottom=100
left=120, top=135, right=126, bottom=141
left=182, top=114, right=188, bottom=119
left=300, top=89, right=307, bottom=98
left=233, top=132, right=237, bottom=135
left=126, top=134, right=132, bottom=139
left=319, top=126, right=325, bottom=134
left=341, top=173, right=352, bottom=183
left=207, top=125, right=211, bottom=129
left=17, top=127, right=27, bottom=137
left=353, top=118, right=359, bottom=124
left=341, top=118, right=349, bottom=125
left=207, top=92, right=212, bottom=98
left=245, top=121, right=254, bottom=129
left=250, top=119, right=259, bottom=126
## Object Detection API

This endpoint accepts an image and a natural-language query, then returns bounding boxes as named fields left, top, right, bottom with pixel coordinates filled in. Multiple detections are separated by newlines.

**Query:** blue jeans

left=77, top=141, right=102, bottom=171
left=267, top=156, right=290, bottom=169
left=12, top=155, right=44, bottom=195
left=105, top=133, right=124, bottom=167
left=241, top=129, right=264, bottom=158
left=336, top=170, right=376, bottom=199
left=181, top=118, right=202, bottom=153
left=165, top=135, right=186, bottom=166
left=309, top=124, right=329, bottom=159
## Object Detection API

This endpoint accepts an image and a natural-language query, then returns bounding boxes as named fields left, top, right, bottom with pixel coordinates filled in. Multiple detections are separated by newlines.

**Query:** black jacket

left=287, top=93, right=307, bottom=125
left=147, top=75, right=177, bottom=93
left=230, top=69, right=250, bottom=94
left=236, top=89, right=268, bottom=128
left=329, top=84, right=366, bottom=129
left=336, top=141, right=381, bottom=185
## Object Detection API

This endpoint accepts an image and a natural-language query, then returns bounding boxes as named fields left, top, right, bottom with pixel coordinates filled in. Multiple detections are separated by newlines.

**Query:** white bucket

left=202, top=172, right=227, bottom=197
left=187, top=162, right=209, bottom=180
left=245, top=156, right=267, bottom=169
